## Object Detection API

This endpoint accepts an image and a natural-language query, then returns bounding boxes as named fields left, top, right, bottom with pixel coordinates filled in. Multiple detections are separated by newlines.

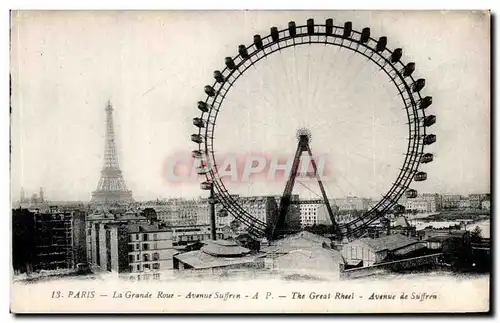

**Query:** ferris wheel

left=191, top=18, right=436, bottom=241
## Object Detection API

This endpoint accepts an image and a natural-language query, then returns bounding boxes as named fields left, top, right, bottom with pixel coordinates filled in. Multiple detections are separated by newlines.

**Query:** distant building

left=237, top=196, right=280, bottom=229
left=417, top=228, right=470, bottom=243
left=402, top=193, right=441, bottom=213
left=331, top=197, right=371, bottom=211
left=421, top=193, right=442, bottom=212
left=12, top=208, right=87, bottom=274
left=404, top=199, right=429, bottom=213
left=17, top=187, right=47, bottom=210
left=458, top=199, right=471, bottom=210
left=441, top=195, right=462, bottom=209
left=168, top=224, right=226, bottom=246
left=481, top=200, right=491, bottom=211
left=155, top=198, right=206, bottom=226
left=299, top=203, right=320, bottom=227
left=154, top=195, right=279, bottom=231
left=341, top=235, right=425, bottom=267
left=469, top=194, right=491, bottom=209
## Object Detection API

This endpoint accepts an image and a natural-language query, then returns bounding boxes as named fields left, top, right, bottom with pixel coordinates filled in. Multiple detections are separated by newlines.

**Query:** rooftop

left=201, top=240, right=251, bottom=257
left=262, top=231, right=331, bottom=254
left=357, top=235, right=421, bottom=252
left=273, top=246, right=345, bottom=270
left=123, top=223, right=171, bottom=233
left=426, top=236, right=452, bottom=242
left=174, top=250, right=263, bottom=269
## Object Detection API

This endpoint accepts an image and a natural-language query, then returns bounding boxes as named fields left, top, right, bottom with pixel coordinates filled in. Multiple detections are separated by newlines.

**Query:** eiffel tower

left=90, top=101, right=134, bottom=206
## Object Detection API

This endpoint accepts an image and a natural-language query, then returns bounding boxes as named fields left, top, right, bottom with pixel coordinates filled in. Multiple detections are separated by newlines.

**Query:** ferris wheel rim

left=192, top=20, right=434, bottom=240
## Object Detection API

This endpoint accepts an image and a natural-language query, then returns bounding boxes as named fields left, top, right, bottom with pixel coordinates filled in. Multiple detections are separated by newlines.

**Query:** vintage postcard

left=10, top=10, right=491, bottom=314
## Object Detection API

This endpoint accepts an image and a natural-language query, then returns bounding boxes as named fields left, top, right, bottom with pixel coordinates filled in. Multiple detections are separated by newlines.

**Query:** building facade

left=441, top=195, right=462, bottom=209
left=331, top=197, right=371, bottom=212
left=469, top=194, right=491, bottom=209
left=404, top=199, right=429, bottom=213
left=458, top=199, right=471, bottom=209
left=154, top=195, right=279, bottom=231
left=421, top=193, right=442, bottom=212
left=155, top=198, right=208, bottom=226
left=169, top=224, right=225, bottom=246
left=299, top=203, right=320, bottom=227
left=86, top=211, right=149, bottom=266
left=89, top=222, right=176, bottom=281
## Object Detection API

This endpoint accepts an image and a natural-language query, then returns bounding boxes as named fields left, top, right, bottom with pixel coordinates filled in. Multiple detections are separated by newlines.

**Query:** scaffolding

left=65, top=218, right=74, bottom=269
left=33, top=212, right=75, bottom=271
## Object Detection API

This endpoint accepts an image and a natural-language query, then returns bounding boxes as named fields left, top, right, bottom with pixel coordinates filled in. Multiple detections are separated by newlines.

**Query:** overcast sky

left=10, top=10, right=490, bottom=201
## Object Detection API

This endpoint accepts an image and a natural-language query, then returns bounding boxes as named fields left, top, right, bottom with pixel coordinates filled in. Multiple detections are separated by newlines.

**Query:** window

left=129, top=265, right=133, bottom=272
left=153, top=263, right=160, bottom=270
left=143, top=234, right=148, bottom=241
left=153, top=252, right=160, bottom=261
left=153, top=273, right=160, bottom=280
left=136, top=234, right=139, bottom=241
left=154, top=243, right=158, bottom=249
left=143, top=254, right=150, bottom=262
left=136, top=254, right=140, bottom=261
left=153, top=233, right=157, bottom=240
left=143, top=243, right=149, bottom=251
left=136, top=264, right=140, bottom=270
left=128, top=255, right=134, bottom=263
left=135, top=244, right=139, bottom=250
left=128, top=244, right=133, bottom=252
left=144, top=264, right=150, bottom=270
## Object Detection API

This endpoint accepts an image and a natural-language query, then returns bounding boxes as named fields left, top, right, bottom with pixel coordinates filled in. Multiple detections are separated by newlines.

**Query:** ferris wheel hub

left=296, top=127, right=312, bottom=144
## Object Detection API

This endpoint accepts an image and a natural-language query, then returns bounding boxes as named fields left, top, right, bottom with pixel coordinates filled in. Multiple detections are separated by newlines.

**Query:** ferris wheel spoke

left=248, top=56, right=287, bottom=116
left=306, top=43, right=328, bottom=112
left=245, top=44, right=291, bottom=117
left=309, top=45, right=347, bottom=111
left=290, top=45, right=305, bottom=112
left=276, top=52, right=300, bottom=113
left=309, top=42, right=333, bottom=108
left=305, top=44, right=313, bottom=110
left=336, top=149, right=404, bottom=169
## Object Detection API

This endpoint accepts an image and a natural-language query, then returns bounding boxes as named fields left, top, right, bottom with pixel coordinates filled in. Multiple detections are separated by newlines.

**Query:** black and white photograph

left=9, top=9, right=491, bottom=313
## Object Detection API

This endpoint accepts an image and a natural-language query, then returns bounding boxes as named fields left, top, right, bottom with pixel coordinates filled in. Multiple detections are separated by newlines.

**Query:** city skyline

left=14, top=187, right=490, bottom=204
left=10, top=11, right=490, bottom=201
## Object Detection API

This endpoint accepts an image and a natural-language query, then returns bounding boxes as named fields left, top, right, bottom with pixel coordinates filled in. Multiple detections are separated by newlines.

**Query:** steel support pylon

left=271, top=131, right=340, bottom=240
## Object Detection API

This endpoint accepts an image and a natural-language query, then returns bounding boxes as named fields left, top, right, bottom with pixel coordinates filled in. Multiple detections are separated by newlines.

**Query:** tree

left=471, top=226, right=483, bottom=242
